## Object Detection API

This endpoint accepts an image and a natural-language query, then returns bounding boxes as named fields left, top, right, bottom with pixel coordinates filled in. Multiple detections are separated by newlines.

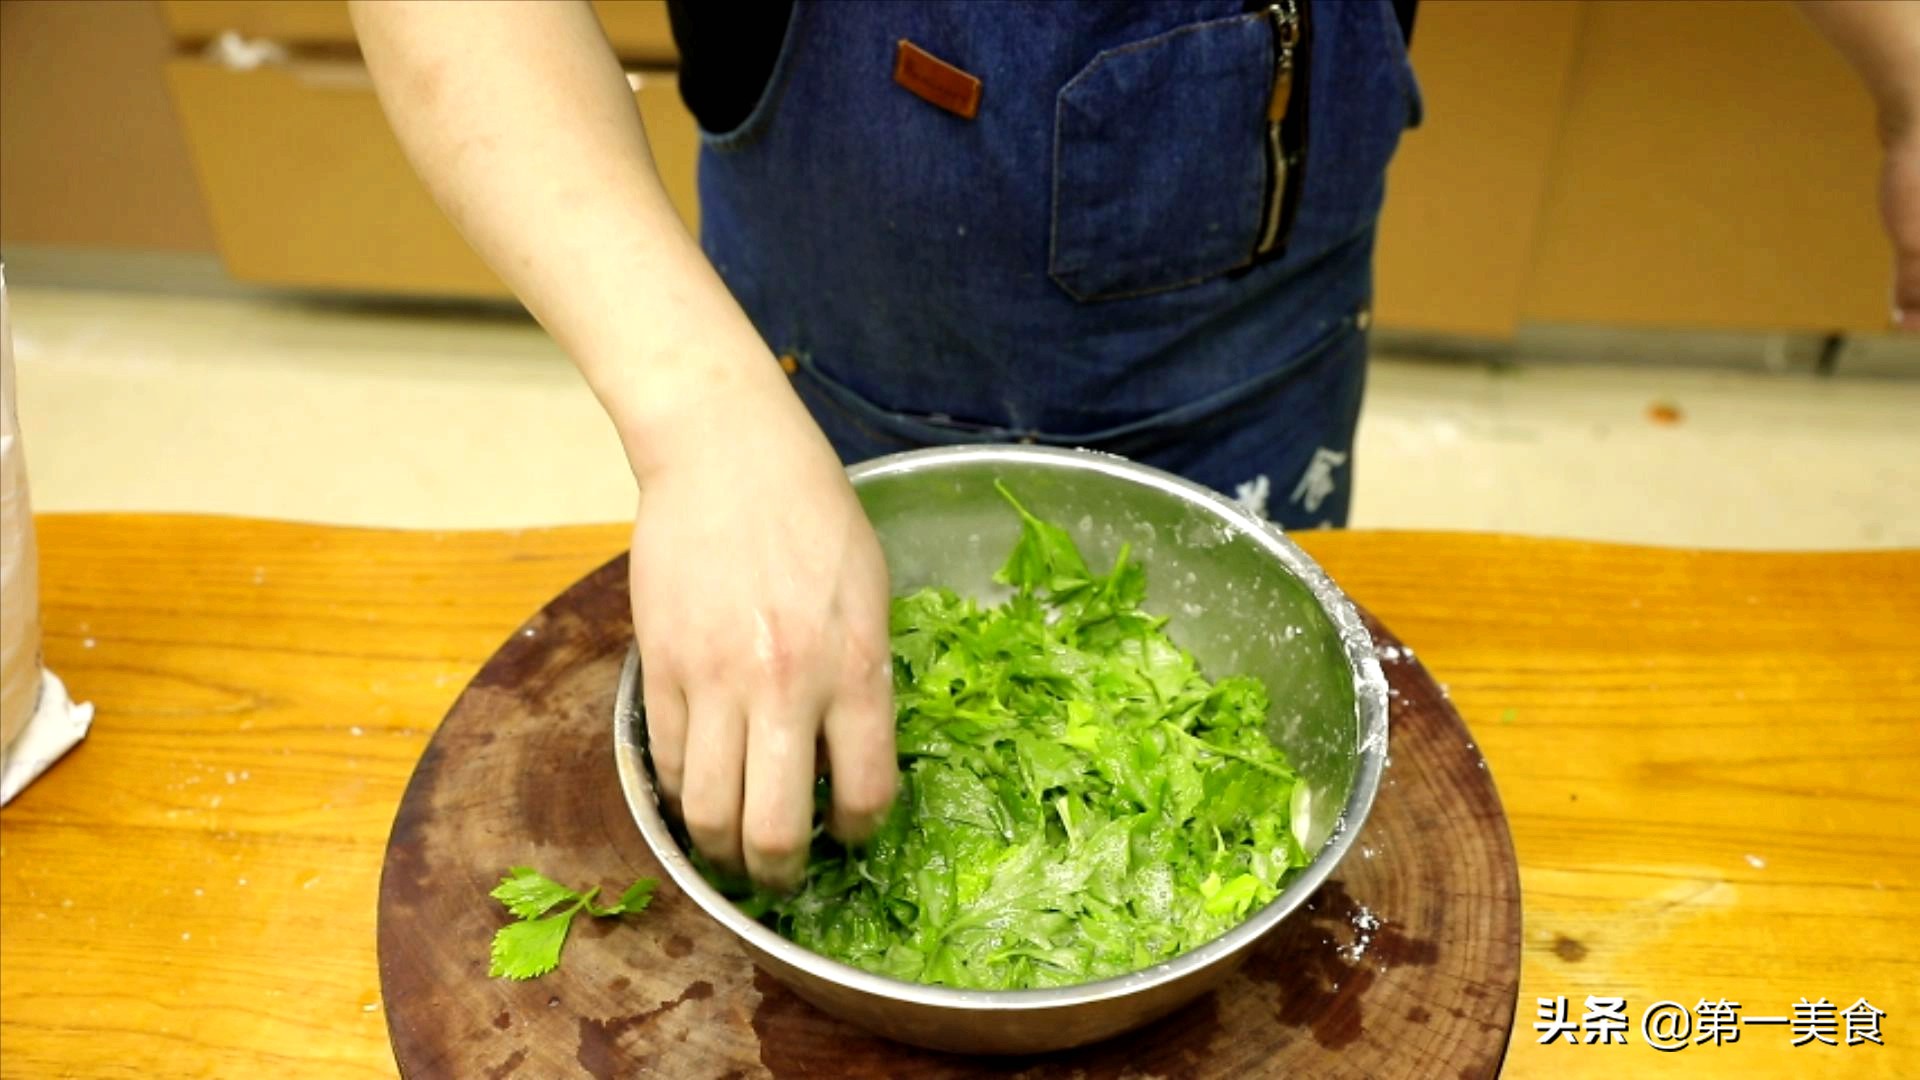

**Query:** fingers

left=742, top=699, right=821, bottom=890
left=629, top=481, right=896, bottom=891
left=1881, top=138, right=1920, bottom=330
left=642, top=662, right=687, bottom=810
left=680, top=696, right=747, bottom=875
left=823, top=657, right=899, bottom=844
left=1893, top=248, right=1920, bottom=330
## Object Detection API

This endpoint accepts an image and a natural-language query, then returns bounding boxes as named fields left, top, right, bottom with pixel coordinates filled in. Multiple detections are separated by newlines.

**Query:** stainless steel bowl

left=613, top=445, right=1388, bottom=1054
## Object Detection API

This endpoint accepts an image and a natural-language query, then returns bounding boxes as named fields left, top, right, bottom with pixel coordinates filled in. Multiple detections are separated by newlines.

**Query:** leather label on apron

left=893, top=39, right=982, bottom=119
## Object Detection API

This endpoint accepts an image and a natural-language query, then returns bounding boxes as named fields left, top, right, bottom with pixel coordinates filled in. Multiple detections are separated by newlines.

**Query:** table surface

left=1, top=515, right=1914, bottom=1079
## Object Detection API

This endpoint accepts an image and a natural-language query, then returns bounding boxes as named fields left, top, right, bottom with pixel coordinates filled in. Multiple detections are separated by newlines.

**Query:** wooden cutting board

left=377, top=555, right=1522, bottom=1078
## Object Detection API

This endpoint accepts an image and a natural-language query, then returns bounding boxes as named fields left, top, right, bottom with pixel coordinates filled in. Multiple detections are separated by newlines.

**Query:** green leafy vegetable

left=488, top=906, right=580, bottom=981
left=594, top=877, right=659, bottom=918
left=991, top=479, right=1092, bottom=596
left=487, top=868, right=658, bottom=980
left=707, top=485, right=1311, bottom=990
left=490, top=866, right=580, bottom=919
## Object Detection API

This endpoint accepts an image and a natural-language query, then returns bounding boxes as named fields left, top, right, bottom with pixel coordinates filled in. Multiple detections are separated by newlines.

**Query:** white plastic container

left=0, top=265, right=42, bottom=751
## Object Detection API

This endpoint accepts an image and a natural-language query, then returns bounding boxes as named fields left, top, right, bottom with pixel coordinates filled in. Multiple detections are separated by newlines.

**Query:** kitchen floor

left=6, top=283, right=1918, bottom=549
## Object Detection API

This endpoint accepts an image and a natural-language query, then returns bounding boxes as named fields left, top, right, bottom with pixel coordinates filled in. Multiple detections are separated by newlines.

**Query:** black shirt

left=666, top=1, right=1418, bottom=135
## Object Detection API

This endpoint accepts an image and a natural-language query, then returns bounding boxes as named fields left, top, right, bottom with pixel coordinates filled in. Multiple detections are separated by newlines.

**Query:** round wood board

left=378, top=555, right=1522, bottom=1079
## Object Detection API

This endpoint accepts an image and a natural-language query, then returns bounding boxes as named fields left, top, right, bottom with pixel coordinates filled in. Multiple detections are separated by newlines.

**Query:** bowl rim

left=612, top=444, right=1389, bottom=1012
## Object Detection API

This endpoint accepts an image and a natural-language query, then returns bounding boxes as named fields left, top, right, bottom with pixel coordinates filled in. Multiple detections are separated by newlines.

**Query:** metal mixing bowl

left=613, top=445, right=1388, bottom=1054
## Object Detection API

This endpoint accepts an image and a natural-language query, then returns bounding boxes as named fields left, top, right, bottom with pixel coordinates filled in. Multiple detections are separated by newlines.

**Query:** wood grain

left=2, top=516, right=1916, bottom=1079
left=375, top=557, right=1520, bottom=1078
left=0, top=517, right=627, bottom=1079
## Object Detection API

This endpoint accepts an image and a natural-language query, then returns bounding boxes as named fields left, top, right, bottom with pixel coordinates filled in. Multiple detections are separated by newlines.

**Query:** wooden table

left=1, top=516, right=1914, bottom=1079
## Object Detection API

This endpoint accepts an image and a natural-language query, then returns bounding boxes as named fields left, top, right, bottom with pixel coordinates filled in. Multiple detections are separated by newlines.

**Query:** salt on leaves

left=709, top=484, right=1313, bottom=990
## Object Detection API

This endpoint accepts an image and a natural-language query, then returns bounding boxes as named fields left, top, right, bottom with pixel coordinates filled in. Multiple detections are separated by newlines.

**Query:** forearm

left=350, top=0, right=784, bottom=477
left=1798, top=0, right=1920, bottom=141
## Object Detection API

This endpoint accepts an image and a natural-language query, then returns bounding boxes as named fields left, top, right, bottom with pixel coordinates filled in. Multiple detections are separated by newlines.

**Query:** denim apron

left=698, top=1, right=1417, bottom=528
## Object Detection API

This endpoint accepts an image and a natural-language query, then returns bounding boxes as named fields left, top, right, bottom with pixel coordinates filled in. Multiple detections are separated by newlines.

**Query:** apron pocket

left=1049, top=13, right=1275, bottom=303
left=787, top=307, right=1363, bottom=455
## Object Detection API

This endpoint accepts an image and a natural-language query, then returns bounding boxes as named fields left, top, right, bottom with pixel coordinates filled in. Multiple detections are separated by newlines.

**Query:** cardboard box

left=166, top=58, right=700, bottom=298
left=157, top=0, right=679, bottom=64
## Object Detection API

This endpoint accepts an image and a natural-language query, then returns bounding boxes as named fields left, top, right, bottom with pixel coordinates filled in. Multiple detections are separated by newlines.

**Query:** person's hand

left=1882, top=123, right=1920, bottom=329
left=351, top=0, right=895, bottom=888
left=626, top=371, right=897, bottom=889
left=1788, top=0, right=1920, bottom=327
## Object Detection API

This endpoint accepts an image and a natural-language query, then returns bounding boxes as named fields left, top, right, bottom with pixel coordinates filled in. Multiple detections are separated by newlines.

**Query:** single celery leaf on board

left=487, top=872, right=661, bottom=979
left=488, top=905, right=581, bottom=981
left=489, top=866, right=581, bottom=919
left=588, top=877, right=659, bottom=918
